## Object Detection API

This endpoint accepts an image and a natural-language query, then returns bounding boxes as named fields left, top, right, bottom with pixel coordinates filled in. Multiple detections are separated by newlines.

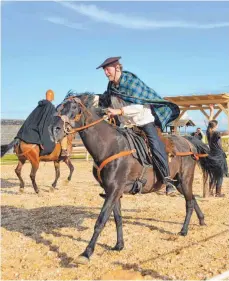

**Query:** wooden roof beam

left=200, top=109, right=210, bottom=119
left=180, top=106, right=221, bottom=110
left=169, top=99, right=228, bottom=106
left=217, top=104, right=228, bottom=115
left=213, top=109, right=222, bottom=120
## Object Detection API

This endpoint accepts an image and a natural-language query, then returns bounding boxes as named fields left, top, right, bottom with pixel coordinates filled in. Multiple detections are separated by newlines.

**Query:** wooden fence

left=71, top=139, right=90, bottom=161
left=71, top=134, right=229, bottom=161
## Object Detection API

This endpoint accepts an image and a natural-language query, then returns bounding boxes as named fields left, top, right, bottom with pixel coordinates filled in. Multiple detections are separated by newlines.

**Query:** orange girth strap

left=95, top=149, right=136, bottom=183
left=17, top=144, right=37, bottom=157
left=175, top=151, right=208, bottom=160
left=174, top=137, right=208, bottom=160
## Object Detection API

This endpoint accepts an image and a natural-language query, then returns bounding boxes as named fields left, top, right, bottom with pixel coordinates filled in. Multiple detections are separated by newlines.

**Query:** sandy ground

left=1, top=160, right=229, bottom=280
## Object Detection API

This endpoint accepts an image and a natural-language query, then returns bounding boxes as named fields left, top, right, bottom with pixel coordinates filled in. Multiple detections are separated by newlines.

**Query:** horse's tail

left=183, top=136, right=211, bottom=176
left=1, top=139, right=19, bottom=158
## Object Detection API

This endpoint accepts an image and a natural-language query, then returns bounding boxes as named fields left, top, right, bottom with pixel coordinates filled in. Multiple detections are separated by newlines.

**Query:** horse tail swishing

left=184, top=136, right=210, bottom=172
left=1, top=139, right=19, bottom=157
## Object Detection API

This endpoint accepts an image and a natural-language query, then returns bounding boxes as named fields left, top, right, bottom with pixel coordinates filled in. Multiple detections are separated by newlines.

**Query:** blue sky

left=1, top=1, right=229, bottom=130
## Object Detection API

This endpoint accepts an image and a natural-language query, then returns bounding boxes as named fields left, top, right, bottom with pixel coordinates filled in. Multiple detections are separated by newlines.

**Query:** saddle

left=116, top=126, right=175, bottom=167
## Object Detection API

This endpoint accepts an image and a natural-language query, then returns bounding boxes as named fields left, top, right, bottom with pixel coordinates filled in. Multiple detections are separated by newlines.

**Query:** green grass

left=0, top=153, right=92, bottom=165
left=1, top=154, right=18, bottom=161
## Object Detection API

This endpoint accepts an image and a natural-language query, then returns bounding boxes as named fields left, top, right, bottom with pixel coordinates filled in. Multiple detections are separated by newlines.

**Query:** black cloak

left=16, top=100, right=56, bottom=156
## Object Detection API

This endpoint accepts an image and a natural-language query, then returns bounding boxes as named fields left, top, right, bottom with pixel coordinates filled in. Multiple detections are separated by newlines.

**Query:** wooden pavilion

left=164, top=93, right=229, bottom=197
left=166, top=119, right=195, bottom=135
left=165, top=93, right=229, bottom=142
left=164, top=93, right=229, bottom=132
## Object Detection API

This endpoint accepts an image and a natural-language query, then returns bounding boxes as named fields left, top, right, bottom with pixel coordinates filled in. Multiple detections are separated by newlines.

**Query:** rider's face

left=103, top=65, right=116, bottom=81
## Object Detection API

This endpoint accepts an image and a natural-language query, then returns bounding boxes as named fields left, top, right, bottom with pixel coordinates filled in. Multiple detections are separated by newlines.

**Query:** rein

left=57, top=97, right=135, bottom=183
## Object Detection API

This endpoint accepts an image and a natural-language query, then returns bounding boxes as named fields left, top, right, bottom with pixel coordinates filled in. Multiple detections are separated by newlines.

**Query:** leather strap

left=17, top=144, right=37, bottom=157
left=174, top=138, right=208, bottom=160
left=95, top=149, right=136, bottom=183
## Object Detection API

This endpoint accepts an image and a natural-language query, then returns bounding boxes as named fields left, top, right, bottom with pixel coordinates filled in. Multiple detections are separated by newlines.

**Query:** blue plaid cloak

left=106, top=71, right=180, bottom=131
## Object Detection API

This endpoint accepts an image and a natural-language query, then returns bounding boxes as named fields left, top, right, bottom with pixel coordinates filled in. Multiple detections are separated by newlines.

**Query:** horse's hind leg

left=15, top=158, right=26, bottom=192
left=112, top=198, right=124, bottom=251
left=174, top=171, right=195, bottom=236
left=179, top=196, right=194, bottom=236
left=193, top=196, right=206, bottom=226
left=63, top=156, right=74, bottom=181
left=52, top=161, right=60, bottom=188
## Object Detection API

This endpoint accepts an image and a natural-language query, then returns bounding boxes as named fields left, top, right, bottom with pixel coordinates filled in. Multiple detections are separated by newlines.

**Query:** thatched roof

left=167, top=119, right=195, bottom=127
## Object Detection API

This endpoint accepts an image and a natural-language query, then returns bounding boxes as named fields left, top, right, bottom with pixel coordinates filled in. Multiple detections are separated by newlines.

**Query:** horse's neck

left=78, top=108, right=121, bottom=164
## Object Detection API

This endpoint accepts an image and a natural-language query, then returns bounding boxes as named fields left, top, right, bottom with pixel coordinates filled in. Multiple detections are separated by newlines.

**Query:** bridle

left=56, top=96, right=108, bottom=135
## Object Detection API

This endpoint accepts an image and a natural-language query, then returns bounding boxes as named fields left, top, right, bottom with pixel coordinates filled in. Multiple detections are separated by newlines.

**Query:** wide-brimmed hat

left=96, top=56, right=121, bottom=69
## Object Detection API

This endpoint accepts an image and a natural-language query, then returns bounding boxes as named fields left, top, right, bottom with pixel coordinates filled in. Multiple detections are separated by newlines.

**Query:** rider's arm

left=121, top=104, right=144, bottom=117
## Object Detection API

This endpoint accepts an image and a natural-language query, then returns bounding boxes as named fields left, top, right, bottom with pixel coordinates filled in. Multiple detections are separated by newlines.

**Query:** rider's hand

left=107, top=107, right=122, bottom=117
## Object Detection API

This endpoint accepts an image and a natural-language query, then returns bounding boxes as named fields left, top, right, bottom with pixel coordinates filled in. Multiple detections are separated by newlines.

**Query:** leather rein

left=57, top=97, right=208, bottom=183
left=57, top=96, right=136, bottom=183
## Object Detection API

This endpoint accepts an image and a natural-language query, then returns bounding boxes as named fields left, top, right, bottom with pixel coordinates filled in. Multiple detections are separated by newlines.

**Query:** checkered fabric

left=107, top=71, right=180, bottom=131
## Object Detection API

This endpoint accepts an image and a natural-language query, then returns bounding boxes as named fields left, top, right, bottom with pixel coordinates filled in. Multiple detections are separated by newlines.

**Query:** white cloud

left=44, top=16, right=86, bottom=30
left=55, top=1, right=229, bottom=30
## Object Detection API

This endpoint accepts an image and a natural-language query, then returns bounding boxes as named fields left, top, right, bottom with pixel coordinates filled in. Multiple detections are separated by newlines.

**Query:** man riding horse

left=95, top=56, right=180, bottom=195
left=16, top=89, right=71, bottom=157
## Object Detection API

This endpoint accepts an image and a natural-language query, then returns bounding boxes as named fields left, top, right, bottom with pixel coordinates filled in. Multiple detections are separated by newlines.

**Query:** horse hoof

left=99, top=193, right=106, bottom=199
left=67, top=177, right=71, bottom=181
left=75, top=255, right=89, bottom=265
left=19, top=188, right=24, bottom=193
left=200, top=221, right=207, bottom=226
left=37, top=191, right=42, bottom=197
left=178, top=231, right=187, bottom=236
left=111, top=244, right=124, bottom=251
left=50, top=187, right=55, bottom=193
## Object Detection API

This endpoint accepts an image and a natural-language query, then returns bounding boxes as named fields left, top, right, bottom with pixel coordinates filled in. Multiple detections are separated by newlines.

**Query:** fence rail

left=71, top=140, right=90, bottom=161
left=71, top=135, right=229, bottom=161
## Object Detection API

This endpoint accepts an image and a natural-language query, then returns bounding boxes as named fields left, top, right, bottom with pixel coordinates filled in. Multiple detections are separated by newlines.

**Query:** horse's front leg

left=52, top=161, right=60, bottom=188
left=30, top=164, right=39, bottom=194
left=76, top=189, right=121, bottom=264
left=112, top=198, right=124, bottom=251
left=15, top=158, right=26, bottom=192
left=63, top=157, right=74, bottom=181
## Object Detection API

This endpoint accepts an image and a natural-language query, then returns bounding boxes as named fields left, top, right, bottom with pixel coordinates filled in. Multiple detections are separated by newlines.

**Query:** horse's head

left=50, top=93, right=98, bottom=143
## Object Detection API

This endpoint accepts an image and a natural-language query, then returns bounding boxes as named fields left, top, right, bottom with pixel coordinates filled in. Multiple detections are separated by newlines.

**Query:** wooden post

left=173, top=109, right=187, bottom=133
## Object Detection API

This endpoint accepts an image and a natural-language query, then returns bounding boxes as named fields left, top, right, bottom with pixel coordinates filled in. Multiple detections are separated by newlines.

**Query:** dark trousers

left=140, top=122, right=170, bottom=181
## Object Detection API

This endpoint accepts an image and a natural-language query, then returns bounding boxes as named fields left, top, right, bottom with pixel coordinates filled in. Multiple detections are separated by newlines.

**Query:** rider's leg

left=140, top=122, right=176, bottom=195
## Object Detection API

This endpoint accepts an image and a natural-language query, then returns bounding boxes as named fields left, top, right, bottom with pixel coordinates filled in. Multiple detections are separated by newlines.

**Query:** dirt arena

left=1, top=160, right=229, bottom=280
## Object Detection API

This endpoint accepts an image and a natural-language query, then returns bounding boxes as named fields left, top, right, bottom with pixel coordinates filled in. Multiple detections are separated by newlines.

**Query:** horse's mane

left=65, top=90, right=96, bottom=108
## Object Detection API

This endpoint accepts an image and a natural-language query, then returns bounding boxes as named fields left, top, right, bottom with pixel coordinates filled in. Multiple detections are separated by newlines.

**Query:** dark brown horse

left=49, top=94, right=211, bottom=264
left=1, top=134, right=75, bottom=194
